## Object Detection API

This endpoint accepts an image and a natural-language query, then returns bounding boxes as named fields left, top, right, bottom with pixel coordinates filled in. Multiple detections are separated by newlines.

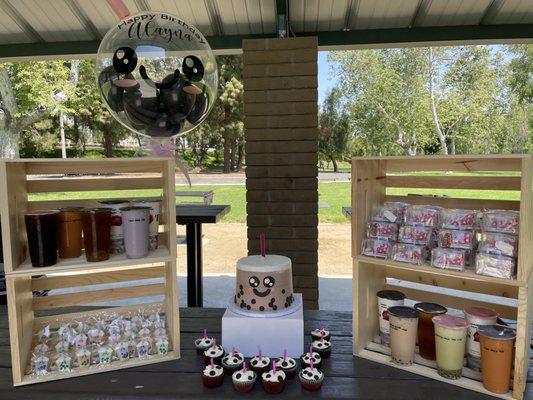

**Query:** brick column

left=243, top=37, right=319, bottom=309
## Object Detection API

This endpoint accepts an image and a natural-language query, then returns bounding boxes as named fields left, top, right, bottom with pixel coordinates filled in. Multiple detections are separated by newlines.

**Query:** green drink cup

left=433, top=315, right=469, bottom=380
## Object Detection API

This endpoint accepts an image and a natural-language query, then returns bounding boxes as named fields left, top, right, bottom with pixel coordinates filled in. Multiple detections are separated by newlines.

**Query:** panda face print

left=248, top=275, right=275, bottom=297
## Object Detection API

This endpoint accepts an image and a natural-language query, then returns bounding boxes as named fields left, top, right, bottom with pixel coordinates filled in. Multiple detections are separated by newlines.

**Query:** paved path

left=178, top=171, right=350, bottom=185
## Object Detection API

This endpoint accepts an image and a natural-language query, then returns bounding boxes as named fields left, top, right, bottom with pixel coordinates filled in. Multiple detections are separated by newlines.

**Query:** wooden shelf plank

left=357, top=255, right=524, bottom=289
left=6, top=245, right=173, bottom=277
left=357, top=348, right=513, bottom=400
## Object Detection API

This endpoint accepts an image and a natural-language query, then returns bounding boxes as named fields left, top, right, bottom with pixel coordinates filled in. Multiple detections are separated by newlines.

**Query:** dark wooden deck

left=0, top=306, right=531, bottom=399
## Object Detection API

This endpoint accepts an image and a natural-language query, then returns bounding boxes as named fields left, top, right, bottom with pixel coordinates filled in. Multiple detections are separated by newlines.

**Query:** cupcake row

left=195, top=327, right=332, bottom=393
left=23, top=199, right=161, bottom=268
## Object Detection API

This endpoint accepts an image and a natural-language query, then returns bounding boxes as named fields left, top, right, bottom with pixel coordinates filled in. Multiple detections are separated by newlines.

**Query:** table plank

left=176, top=205, right=231, bottom=225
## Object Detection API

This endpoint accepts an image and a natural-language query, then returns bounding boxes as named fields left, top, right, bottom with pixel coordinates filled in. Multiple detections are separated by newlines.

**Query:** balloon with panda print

left=96, top=12, right=218, bottom=139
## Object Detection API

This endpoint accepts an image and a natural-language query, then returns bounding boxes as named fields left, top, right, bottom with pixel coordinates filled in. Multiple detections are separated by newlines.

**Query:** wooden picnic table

left=2, top=305, right=529, bottom=399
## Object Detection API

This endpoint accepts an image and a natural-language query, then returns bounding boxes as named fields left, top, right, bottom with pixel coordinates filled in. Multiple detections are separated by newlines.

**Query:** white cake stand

left=227, top=293, right=302, bottom=318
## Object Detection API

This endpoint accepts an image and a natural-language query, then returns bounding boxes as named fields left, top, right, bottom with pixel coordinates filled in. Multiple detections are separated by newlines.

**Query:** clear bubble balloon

left=96, top=12, right=218, bottom=139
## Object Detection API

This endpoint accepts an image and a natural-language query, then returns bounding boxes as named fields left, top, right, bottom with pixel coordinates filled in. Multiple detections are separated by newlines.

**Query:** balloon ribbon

left=145, top=139, right=191, bottom=187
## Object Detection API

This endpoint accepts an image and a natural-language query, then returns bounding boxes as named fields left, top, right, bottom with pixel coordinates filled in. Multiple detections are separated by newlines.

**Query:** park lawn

left=29, top=180, right=519, bottom=224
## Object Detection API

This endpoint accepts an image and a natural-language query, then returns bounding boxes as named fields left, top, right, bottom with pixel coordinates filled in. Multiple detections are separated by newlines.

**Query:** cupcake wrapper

left=232, top=377, right=256, bottom=393
left=299, top=374, right=324, bottom=391
left=315, top=348, right=331, bottom=359
left=222, top=362, right=242, bottom=375
left=281, top=366, right=297, bottom=379
left=202, top=373, right=224, bottom=388
left=262, top=379, right=285, bottom=394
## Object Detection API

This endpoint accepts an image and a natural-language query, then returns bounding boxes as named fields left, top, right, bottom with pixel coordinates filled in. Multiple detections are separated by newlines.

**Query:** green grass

left=29, top=173, right=520, bottom=224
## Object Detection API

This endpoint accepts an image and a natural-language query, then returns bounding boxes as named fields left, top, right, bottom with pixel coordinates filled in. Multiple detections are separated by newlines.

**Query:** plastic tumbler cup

left=57, top=207, right=83, bottom=259
left=388, top=306, right=419, bottom=366
left=377, top=290, right=406, bottom=346
left=478, top=325, right=516, bottom=394
left=414, top=302, right=447, bottom=360
left=463, top=306, right=499, bottom=371
left=99, top=200, right=130, bottom=254
left=433, top=315, right=469, bottom=379
left=24, top=211, right=59, bottom=267
left=132, top=200, right=161, bottom=250
left=120, top=206, right=150, bottom=259
left=81, top=208, right=112, bottom=262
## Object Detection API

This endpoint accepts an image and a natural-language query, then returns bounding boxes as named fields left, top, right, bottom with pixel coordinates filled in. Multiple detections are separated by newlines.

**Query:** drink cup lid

left=25, top=210, right=59, bottom=216
left=100, top=200, right=130, bottom=204
left=432, top=315, right=468, bottom=330
left=82, top=207, right=112, bottom=214
left=478, top=325, right=516, bottom=341
left=463, top=307, right=499, bottom=320
left=119, top=206, right=151, bottom=212
left=59, top=206, right=85, bottom=212
left=376, top=290, right=405, bottom=301
left=414, top=302, right=447, bottom=315
left=387, top=306, right=419, bottom=319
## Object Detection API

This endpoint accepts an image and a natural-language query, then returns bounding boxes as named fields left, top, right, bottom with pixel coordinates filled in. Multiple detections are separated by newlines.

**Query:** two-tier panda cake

left=234, top=255, right=295, bottom=312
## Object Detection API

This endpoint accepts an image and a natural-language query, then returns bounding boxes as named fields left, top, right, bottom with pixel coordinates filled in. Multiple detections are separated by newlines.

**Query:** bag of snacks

left=404, top=205, right=440, bottom=227
left=398, top=225, right=433, bottom=245
left=390, top=243, right=426, bottom=265
left=437, top=229, right=476, bottom=250
left=482, top=210, right=519, bottom=234
left=475, top=253, right=515, bottom=279
left=479, top=232, right=518, bottom=257
left=366, top=221, right=398, bottom=241
left=361, top=238, right=391, bottom=258
left=372, top=203, right=405, bottom=223
left=440, top=209, right=476, bottom=230
left=431, top=247, right=467, bottom=271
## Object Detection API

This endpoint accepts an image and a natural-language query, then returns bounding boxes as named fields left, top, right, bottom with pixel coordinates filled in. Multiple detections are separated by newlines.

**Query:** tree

left=319, top=88, right=352, bottom=172
left=0, top=61, right=79, bottom=158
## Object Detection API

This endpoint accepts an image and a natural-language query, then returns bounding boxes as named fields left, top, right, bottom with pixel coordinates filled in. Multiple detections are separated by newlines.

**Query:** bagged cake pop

left=76, top=347, right=91, bottom=368
left=366, top=221, right=398, bottom=241
left=361, top=238, right=391, bottom=258
left=56, top=353, right=71, bottom=373
left=136, top=337, right=152, bottom=359
left=398, top=225, right=433, bottom=245
left=390, top=243, right=426, bottom=265
left=32, top=354, right=50, bottom=376
left=88, top=327, right=105, bottom=345
left=98, top=345, right=113, bottom=365
left=155, top=336, right=169, bottom=356
left=33, top=342, right=49, bottom=355
left=74, top=332, right=88, bottom=349
left=482, top=210, right=519, bottom=234
left=440, top=209, right=476, bottom=230
left=55, top=339, right=70, bottom=354
left=405, top=205, right=440, bottom=227
left=115, top=341, right=131, bottom=361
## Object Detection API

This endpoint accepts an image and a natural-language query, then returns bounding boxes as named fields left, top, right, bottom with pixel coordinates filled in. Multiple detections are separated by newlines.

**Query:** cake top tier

left=237, top=255, right=291, bottom=272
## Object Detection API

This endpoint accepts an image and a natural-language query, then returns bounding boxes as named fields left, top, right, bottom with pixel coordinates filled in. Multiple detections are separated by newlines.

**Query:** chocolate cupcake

left=232, top=362, right=257, bottom=393
left=299, top=363, right=324, bottom=391
left=300, top=347, right=322, bottom=369
left=274, top=350, right=297, bottom=379
left=221, top=348, right=244, bottom=375
left=195, top=330, right=215, bottom=355
left=202, top=360, right=224, bottom=388
left=250, top=349, right=270, bottom=374
left=203, top=340, right=225, bottom=365
left=261, top=363, right=286, bottom=394
left=311, top=325, right=331, bottom=341
left=312, top=337, right=332, bottom=359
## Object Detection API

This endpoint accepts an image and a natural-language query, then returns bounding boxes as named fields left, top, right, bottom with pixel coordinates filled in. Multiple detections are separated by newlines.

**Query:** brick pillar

left=243, top=37, right=319, bottom=309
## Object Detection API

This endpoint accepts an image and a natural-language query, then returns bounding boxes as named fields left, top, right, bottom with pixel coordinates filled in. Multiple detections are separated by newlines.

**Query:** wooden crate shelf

left=0, top=158, right=180, bottom=386
left=351, top=154, right=532, bottom=400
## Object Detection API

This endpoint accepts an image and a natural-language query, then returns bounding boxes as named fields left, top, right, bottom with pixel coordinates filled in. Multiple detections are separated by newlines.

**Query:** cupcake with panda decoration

left=195, top=329, right=215, bottom=355
left=202, top=358, right=224, bottom=388
left=312, top=335, right=332, bottom=359
left=261, top=362, right=286, bottom=394
left=300, top=345, right=322, bottom=369
left=203, top=339, right=225, bottom=365
left=232, top=361, right=257, bottom=393
left=221, top=347, right=244, bottom=374
left=249, top=347, right=270, bottom=374
left=299, top=359, right=324, bottom=391
left=311, top=324, right=331, bottom=341
left=273, top=349, right=297, bottom=379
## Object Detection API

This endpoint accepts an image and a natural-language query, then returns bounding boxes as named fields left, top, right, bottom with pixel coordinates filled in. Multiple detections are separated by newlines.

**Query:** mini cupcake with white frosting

left=202, top=359, right=224, bottom=388
left=299, top=359, right=324, bottom=391
left=261, top=362, right=286, bottom=394
left=250, top=348, right=270, bottom=374
left=274, top=349, right=297, bottom=379
left=311, top=324, right=331, bottom=341
left=195, top=329, right=215, bottom=355
left=312, top=336, right=332, bottom=359
left=300, top=346, right=322, bottom=369
left=232, top=361, right=256, bottom=393
left=221, top=347, right=244, bottom=374
left=203, top=339, right=225, bottom=365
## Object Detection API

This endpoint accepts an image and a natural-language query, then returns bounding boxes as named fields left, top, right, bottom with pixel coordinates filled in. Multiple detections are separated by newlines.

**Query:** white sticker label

left=466, top=324, right=481, bottom=358
left=383, top=210, right=397, bottom=222
left=495, top=240, right=514, bottom=255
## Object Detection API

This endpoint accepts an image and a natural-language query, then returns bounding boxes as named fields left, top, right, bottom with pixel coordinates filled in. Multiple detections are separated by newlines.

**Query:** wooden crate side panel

left=518, top=156, right=533, bottom=282
left=6, top=277, right=33, bottom=384
left=386, top=175, right=521, bottom=191
left=26, top=176, right=163, bottom=193
left=23, top=158, right=166, bottom=175
left=353, top=260, right=385, bottom=354
left=165, top=261, right=180, bottom=357
left=161, top=159, right=177, bottom=255
left=351, top=159, right=386, bottom=257
left=512, top=285, right=531, bottom=399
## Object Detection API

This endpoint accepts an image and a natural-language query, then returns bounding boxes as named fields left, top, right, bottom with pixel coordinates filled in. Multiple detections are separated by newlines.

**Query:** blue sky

left=318, top=51, right=338, bottom=105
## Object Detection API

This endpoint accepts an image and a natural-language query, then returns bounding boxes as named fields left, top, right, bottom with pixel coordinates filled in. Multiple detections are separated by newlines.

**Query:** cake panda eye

left=249, top=276, right=259, bottom=287
left=263, top=276, right=275, bottom=287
